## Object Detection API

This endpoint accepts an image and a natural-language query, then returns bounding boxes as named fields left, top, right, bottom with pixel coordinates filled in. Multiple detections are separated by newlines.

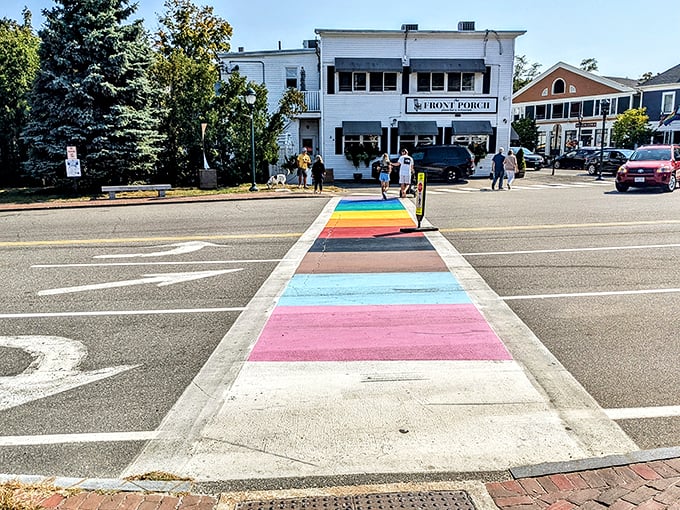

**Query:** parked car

left=615, top=144, right=680, bottom=192
left=410, top=145, right=475, bottom=182
left=510, top=146, right=543, bottom=171
left=584, top=148, right=633, bottom=176
left=552, top=147, right=600, bottom=170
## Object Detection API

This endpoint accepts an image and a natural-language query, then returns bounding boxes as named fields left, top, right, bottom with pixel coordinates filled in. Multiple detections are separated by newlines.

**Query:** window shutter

left=444, top=127, right=452, bottom=144
left=390, top=127, right=398, bottom=154
left=327, top=66, right=335, bottom=95
left=483, top=66, right=491, bottom=94
left=402, top=67, right=410, bottom=94
left=335, top=127, right=343, bottom=154
left=381, top=128, right=388, bottom=153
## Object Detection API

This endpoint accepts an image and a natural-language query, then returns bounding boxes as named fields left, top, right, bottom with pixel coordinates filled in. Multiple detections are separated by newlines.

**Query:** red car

left=615, top=144, right=680, bottom=192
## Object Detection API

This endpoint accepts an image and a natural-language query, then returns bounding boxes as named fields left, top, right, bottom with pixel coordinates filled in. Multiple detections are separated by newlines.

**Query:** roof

left=604, top=76, right=639, bottom=87
left=640, top=64, right=680, bottom=86
left=314, top=28, right=525, bottom=38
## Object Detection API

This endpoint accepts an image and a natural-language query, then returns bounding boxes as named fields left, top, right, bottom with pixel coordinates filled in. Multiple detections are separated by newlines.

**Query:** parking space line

left=0, top=431, right=159, bottom=446
left=605, top=406, right=680, bottom=420
left=32, top=259, right=282, bottom=268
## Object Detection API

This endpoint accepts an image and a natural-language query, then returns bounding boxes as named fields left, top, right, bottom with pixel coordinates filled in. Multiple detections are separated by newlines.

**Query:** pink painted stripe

left=249, top=304, right=512, bottom=362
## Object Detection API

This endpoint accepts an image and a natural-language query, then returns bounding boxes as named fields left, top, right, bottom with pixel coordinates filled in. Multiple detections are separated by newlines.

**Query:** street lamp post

left=596, top=99, right=610, bottom=181
left=576, top=111, right=583, bottom=149
left=245, top=87, right=258, bottom=192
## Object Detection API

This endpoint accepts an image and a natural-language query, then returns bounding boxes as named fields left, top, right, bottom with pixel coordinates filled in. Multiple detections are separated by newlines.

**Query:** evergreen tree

left=23, top=0, right=165, bottom=191
left=0, top=11, right=39, bottom=186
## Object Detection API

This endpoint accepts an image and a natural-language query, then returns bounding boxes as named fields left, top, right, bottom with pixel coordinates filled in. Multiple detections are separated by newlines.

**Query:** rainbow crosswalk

left=249, top=197, right=512, bottom=362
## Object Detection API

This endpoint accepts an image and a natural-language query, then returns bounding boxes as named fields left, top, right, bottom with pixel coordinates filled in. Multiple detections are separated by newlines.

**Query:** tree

left=611, top=108, right=653, bottom=149
left=22, top=0, right=164, bottom=191
left=152, top=0, right=233, bottom=186
left=511, top=117, right=539, bottom=151
left=513, top=55, right=541, bottom=92
left=638, top=72, right=653, bottom=84
left=580, top=58, right=598, bottom=72
left=0, top=11, right=39, bottom=186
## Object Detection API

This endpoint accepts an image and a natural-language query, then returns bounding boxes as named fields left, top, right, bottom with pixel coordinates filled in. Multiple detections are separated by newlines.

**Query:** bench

left=101, top=184, right=172, bottom=199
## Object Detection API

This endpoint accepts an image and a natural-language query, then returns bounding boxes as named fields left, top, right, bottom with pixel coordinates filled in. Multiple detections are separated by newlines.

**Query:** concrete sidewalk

left=2, top=190, right=680, bottom=508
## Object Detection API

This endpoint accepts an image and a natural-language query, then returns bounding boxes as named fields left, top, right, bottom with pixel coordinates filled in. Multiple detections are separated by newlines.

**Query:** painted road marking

left=94, top=241, right=222, bottom=258
left=0, top=335, right=138, bottom=411
left=501, top=288, right=680, bottom=300
left=0, top=232, right=300, bottom=248
left=462, top=242, right=680, bottom=256
left=32, top=259, right=281, bottom=268
left=605, top=406, right=680, bottom=420
left=38, top=269, right=240, bottom=296
left=0, top=307, right=245, bottom=319
left=0, top=431, right=159, bottom=446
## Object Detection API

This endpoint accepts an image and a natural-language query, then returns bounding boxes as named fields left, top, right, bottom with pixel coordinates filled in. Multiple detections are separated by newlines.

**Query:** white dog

left=266, top=173, right=287, bottom=189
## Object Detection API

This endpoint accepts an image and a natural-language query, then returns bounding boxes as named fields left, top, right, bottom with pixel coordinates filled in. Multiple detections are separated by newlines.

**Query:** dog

left=266, top=173, right=287, bottom=189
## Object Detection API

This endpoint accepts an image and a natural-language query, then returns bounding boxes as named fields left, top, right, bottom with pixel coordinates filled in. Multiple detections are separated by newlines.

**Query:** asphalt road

left=1, top=170, right=679, bottom=480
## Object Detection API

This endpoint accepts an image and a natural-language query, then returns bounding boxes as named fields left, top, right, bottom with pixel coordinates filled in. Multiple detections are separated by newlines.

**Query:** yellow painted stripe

left=0, top=232, right=301, bottom=248
left=330, top=210, right=411, bottom=220
left=325, top=218, right=416, bottom=228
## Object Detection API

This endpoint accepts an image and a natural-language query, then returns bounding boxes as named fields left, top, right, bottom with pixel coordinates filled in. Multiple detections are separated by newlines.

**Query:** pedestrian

left=378, top=153, right=392, bottom=199
left=311, top=155, right=326, bottom=193
left=503, top=149, right=518, bottom=189
left=296, top=147, right=311, bottom=188
left=491, top=147, right=506, bottom=190
left=396, top=148, right=413, bottom=198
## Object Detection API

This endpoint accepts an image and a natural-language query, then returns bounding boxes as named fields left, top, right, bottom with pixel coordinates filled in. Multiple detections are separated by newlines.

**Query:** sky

left=2, top=0, right=678, bottom=80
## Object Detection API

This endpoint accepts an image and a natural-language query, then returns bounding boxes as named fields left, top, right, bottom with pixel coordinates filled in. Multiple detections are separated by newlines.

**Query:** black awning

left=410, top=58, right=486, bottom=73
left=451, top=120, right=494, bottom=135
left=398, top=121, right=439, bottom=136
left=334, top=58, right=403, bottom=72
left=342, top=121, right=383, bottom=136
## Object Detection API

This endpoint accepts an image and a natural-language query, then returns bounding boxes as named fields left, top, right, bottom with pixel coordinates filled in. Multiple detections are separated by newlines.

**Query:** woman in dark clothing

left=311, top=155, right=326, bottom=193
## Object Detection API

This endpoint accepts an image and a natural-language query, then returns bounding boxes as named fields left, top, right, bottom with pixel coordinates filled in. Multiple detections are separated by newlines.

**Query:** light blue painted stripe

left=278, top=272, right=471, bottom=306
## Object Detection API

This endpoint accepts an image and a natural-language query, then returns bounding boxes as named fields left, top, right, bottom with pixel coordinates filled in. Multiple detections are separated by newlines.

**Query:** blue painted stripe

left=278, top=272, right=471, bottom=306
left=335, top=200, right=405, bottom=211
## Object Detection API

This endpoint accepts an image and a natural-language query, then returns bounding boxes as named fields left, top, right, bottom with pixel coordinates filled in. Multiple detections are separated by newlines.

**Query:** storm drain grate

left=237, top=491, right=476, bottom=510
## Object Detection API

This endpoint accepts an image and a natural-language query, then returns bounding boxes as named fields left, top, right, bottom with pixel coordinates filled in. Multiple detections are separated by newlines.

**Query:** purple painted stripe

left=249, top=304, right=512, bottom=362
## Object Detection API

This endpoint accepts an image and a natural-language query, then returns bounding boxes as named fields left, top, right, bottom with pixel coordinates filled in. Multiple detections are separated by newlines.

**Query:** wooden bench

left=101, top=184, right=172, bottom=199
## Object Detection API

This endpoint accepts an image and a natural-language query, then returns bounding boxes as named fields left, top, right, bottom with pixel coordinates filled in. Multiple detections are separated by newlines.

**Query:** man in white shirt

left=396, top=149, right=414, bottom=198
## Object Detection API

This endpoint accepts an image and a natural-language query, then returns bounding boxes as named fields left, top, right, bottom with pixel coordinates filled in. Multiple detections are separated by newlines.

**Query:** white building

left=221, top=23, right=524, bottom=180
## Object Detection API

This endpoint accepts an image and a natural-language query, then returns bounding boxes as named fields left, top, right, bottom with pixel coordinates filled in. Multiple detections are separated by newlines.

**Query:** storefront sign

left=406, top=97, right=497, bottom=114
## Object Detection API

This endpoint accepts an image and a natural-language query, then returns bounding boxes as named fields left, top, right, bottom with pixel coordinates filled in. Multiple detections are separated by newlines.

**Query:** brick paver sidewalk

left=487, top=458, right=680, bottom=509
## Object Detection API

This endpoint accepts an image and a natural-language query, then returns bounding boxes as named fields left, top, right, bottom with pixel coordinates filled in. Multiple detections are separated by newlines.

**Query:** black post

left=596, top=99, right=610, bottom=181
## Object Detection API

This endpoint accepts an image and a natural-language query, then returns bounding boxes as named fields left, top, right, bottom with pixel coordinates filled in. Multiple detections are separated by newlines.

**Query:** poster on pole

left=65, top=159, right=82, bottom=177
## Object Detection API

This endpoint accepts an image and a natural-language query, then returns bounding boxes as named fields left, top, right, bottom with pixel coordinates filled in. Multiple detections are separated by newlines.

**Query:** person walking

left=296, top=148, right=311, bottom=188
left=378, top=153, right=392, bottom=199
left=396, top=149, right=413, bottom=198
left=503, top=149, right=518, bottom=189
left=311, top=155, right=326, bottom=193
left=491, top=147, right=506, bottom=190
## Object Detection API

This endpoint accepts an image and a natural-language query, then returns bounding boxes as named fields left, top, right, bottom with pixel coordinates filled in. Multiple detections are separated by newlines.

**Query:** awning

left=342, top=121, right=382, bottom=136
left=410, top=58, right=486, bottom=73
left=335, top=58, right=403, bottom=72
left=451, top=120, right=494, bottom=135
left=510, top=126, right=520, bottom=141
left=398, top=121, right=439, bottom=136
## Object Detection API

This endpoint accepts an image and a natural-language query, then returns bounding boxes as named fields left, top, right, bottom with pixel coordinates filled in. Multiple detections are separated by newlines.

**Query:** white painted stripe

left=32, top=259, right=282, bottom=268
left=605, top=406, right=680, bottom=420
left=462, top=242, right=680, bottom=256
left=0, top=431, right=159, bottom=446
left=437, top=189, right=473, bottom=194
left=501, top=288, right=680, bottom=300
left=0, top=308, right=245, bottom=319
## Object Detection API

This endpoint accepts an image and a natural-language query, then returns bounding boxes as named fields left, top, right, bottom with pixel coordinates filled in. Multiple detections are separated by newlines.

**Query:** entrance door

left=302, top=137, right=317, bottom=155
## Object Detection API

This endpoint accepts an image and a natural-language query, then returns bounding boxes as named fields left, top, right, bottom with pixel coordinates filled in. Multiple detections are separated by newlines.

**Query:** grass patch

left=125, top=471, right=193, bottom=482
left=0, top=480, right=73, bottom=510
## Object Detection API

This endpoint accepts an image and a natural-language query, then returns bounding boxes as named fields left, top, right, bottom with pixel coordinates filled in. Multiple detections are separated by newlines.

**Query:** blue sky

left=2, top=0, right=677, bottom=80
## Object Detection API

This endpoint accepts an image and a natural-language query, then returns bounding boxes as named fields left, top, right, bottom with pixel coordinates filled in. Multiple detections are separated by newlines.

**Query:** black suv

left=584, top=148, right=633, bottom=176
left=411, top=145, right=474, bottom=182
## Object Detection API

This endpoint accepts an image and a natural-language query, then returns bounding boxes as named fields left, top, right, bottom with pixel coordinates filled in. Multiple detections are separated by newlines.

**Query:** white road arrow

left=38, top=269, right=241, bottom=296
left=94, top=241, right=221, bottom=259
left=0, top=336, right=138, bottom=411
